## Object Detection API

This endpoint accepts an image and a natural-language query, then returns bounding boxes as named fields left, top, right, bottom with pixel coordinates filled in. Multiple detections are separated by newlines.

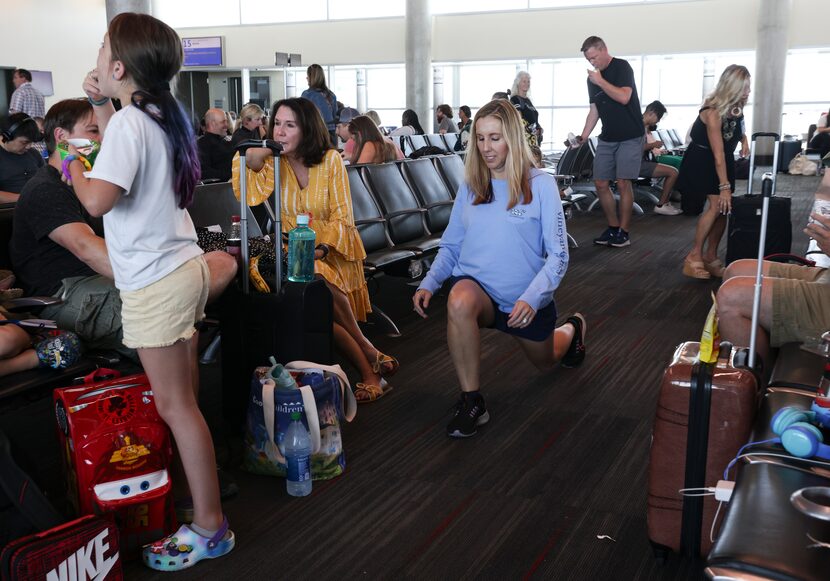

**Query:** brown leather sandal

left=372, top=352, right=399, bottom=377
left=683, top=259, right=711, bottom=280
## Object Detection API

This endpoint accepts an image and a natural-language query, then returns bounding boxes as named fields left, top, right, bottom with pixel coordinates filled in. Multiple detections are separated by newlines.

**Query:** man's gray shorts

left=593, top=136, right=645, bottom=180
left=40, top=274, right=136, bottom=359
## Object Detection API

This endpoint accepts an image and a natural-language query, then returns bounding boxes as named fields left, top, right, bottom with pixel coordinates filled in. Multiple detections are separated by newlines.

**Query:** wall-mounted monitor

left=30, top=70, right=54, bottom=96
left=182, top=36, right=224, bottom=67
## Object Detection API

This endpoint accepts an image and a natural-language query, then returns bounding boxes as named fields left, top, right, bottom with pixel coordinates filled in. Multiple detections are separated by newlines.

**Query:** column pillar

left=105, top=0, right=150, bottom=23
left=241, top=68, right=251, bottom=105
left=753, top=0, right=791, bottom=160
left=432, top=67, right=443, bottom=132
left=406, top=0, right=432, bottom=133
left=357, top=69, right=368, bottom=113
left=286, top=71, right=297, bottom=98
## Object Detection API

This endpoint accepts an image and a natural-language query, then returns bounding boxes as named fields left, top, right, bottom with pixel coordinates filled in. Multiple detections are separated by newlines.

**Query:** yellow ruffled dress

left=231, top=149, right=371, bottom=321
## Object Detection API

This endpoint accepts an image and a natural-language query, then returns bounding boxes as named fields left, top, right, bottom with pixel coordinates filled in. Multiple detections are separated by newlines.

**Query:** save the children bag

left=243, top=360, right=356, bottom=480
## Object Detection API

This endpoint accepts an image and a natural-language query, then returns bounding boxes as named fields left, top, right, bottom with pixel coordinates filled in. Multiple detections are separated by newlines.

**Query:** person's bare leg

left=722, top=259, right=775, bottom=282
left=0, top=325, right=37, bottom=377
left=325, top=281, right=394, bottom=376
left=594, top=179, right=620, bottom=228
left=653, top=165, right=679, bottom=206
left=331, top=321, right=381, bottom=400
left=139, top=337, right=223, bottom=533
left=716, top=276, right=776, bottom=363
left=702, top=214, right=728, bottom=264
left=686, top=195, right=720, bottom=262
left=446, top=280, right=495, bottom=393
left=204, top=251, right=238, bottom=304
left=616, top=179, right=634, bottom=232
left=513, top=322, right=576, bottom=371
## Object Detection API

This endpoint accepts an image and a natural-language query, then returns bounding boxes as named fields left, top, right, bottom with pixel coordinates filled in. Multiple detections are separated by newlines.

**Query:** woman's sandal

left=143, top=515, right=235, bottom=571
left=354, top=378, right=393, bottom=404
left=682, top=259, right=711, bottom=280
left=703, top=258, right=725, bottom=278
left=372, top=351, right=399, bottom=377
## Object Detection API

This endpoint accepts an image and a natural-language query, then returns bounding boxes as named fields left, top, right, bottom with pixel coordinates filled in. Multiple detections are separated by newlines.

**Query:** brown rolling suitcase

left=647, top=144, right=780, bottom=560
left=646, top=342, right=759, bottom=559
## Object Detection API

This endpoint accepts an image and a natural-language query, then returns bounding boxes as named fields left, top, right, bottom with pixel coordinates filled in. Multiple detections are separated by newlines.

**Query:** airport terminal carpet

left=117, top=172, right=819, bottom=579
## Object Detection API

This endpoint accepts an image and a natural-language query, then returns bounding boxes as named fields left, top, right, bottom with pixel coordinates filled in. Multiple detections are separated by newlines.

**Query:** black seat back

left=347, top=166, right=391, bottom=254
left=361, top=163, right=429, bottom=242
left=399, top=159, right=453, bottom=234
left=433, top=154, right=465, bottom=198
left=556, top=142, right=594, bottom=181
left=398, top=136, right=414, bottom=157
left=189, top=182, right=263, bottom=237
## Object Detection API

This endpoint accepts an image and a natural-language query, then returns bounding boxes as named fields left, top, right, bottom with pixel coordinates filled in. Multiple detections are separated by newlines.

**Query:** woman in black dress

left=679, top=65, right=751, bottom=279
left=510, top=71, right=543, bottom=147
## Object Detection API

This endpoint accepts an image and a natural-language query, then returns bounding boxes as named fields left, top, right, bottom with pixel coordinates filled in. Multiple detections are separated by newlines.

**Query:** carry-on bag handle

left=236, top=139, right=283, bottom=295
left=284, top=360, right=357, bottom=422
left=81, top=368, right=121, bottom=384
left=747, top=132, right=780, bottom=196
left=748, top=173, right=775, bottom=370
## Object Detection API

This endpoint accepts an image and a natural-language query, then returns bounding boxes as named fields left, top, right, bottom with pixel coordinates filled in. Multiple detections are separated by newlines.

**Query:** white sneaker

left=654, top=203, right=682, bottom=216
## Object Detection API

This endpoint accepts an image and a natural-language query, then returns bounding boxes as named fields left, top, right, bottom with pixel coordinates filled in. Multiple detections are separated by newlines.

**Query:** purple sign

left=182, top=37, right=223, bottom=67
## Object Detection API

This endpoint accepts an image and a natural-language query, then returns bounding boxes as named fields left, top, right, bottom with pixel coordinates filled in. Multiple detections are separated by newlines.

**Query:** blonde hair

left=511, top=71, right=530, bottom=97
left=237, top=103, right=265, bottom=131
left=465, top=99, right=532, bottom=209
left=706, top=65, right=751, bottom=118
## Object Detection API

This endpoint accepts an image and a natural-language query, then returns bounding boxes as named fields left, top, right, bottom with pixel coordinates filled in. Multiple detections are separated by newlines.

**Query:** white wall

left=0, top=0, right=107, bottom=109
left=2, top=0, right=829, bottom=104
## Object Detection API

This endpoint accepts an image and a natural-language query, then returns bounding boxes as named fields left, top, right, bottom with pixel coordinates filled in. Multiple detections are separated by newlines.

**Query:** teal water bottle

left=287, top=214, right=316, bottom=283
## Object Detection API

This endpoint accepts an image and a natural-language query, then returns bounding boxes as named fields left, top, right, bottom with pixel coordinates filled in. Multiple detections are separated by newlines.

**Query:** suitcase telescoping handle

left=236, top=140, right=283, bottom=295
left=748, top=173, right=775, bottom=370
left=747, top=132, right=780, bottom=197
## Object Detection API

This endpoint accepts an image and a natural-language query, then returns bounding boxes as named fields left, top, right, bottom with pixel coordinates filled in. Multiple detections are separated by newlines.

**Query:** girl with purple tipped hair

left=63, top=12, right=234, bottom=571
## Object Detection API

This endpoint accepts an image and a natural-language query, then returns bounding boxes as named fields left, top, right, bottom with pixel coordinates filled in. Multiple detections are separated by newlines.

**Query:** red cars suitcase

left=0, top=515, right=122, bottom=581
left=53, top=369, right=175, bottom=558
left=647, top=342, right=758, bottom=558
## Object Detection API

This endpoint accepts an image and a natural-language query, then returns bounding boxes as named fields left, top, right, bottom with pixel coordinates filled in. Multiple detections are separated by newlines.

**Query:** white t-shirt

left=89, top=105, right=202, bottom=291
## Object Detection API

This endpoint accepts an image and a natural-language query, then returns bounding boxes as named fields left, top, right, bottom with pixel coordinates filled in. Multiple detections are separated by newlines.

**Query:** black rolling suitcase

left=725, top=133, right=792, bottom=265
left=220, top=141, right=334, bottom=430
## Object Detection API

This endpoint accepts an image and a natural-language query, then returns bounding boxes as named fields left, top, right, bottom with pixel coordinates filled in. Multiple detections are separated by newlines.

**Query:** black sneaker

left=610, top=229, right=630, bottom=247
left=560, top=313, right=587, bottom=368
left=593, top=227, right=618, bottom=246
left=447, top=392, right=490, bottom=438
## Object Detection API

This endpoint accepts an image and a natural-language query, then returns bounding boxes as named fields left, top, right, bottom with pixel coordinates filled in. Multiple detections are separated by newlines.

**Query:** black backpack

left=409, top=146, right=446, bottom=159
left=0, top=429, right=63, bottom=548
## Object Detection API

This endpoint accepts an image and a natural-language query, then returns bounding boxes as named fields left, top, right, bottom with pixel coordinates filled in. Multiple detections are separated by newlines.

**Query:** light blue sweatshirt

left=419, top=168, right=569, bottom=312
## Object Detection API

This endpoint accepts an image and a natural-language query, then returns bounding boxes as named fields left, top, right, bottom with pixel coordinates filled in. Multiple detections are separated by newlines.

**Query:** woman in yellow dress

left=232, top=98, right=397, bottom=402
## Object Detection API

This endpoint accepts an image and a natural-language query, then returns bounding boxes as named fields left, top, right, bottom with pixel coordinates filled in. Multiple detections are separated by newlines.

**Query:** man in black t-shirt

left=576, top=36, right=645, bottom=248
left=0, top=112, right=44, bottom=203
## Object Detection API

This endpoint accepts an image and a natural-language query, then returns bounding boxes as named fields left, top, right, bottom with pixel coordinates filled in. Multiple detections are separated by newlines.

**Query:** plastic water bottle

left=269, top=362, right=298, bottom=392
left=226, top=215, right=241, bottom=260
left=284, top=412, right=312, bottom=497
left=287, top=214, right=315, bottom=283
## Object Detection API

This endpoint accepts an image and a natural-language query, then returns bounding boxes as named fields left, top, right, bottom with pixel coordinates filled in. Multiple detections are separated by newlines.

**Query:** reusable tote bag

left=244, top=360, right=356, bottom=480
